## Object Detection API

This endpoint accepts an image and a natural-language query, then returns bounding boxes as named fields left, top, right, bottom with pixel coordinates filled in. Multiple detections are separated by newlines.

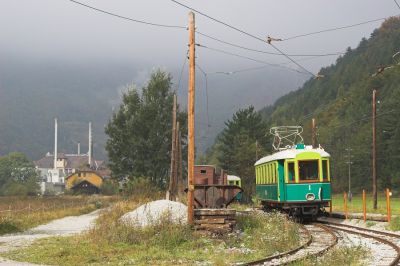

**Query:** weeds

left=290, top=245, right=369, bottom=266
left=388, top=216, right=400, bottom=231
left=3, top=202, right=303, bottom=265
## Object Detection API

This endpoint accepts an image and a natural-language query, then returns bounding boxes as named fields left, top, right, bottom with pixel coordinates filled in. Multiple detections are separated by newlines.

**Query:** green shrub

left=0, top=218, right=20, bottom=235
left=100, top=180, right=119, bottom=195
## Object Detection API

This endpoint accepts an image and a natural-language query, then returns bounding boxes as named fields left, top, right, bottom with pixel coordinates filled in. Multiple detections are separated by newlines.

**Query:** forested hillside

left=205, top=17, right=400, bottom=194
left=259, top=17, right=400, bottom=192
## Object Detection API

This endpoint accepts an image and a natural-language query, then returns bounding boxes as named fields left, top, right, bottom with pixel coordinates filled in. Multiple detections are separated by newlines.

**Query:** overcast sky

left=0, top=0, right=398, bottom=77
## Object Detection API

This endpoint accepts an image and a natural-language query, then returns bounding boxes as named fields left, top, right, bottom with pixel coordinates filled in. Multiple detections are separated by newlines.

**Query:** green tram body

left=255, top=145, right=331, bottom=216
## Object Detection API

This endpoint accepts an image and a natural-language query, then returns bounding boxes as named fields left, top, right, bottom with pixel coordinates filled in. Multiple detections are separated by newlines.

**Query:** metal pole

left=187, top=11, right=195, bottom=225
left=372, top=89, right=377, bottom=209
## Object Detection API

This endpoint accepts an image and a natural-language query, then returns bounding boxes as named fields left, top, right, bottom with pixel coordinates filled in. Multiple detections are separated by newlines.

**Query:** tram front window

left=299, top=160, right=319, bottom=181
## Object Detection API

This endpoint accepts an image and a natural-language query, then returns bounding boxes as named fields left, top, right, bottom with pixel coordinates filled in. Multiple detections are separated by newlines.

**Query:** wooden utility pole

left=372, top=89, right=377, bottom=210
left=187, top=11, right=195, bottom=225
left=311, top=118, right=316, bottom=148
left=174, top=121, right=180, bottom=197
left=177, top=129, right=183, bottom=197
left=168, top=94, right=177, bottom=201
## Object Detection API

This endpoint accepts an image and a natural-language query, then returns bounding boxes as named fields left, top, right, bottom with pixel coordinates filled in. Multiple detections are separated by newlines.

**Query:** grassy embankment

left=331, top=193, right=400, bottom=215
left=3, top=198, right=301, bottom=265
left=0, top=195, right=118, bottom=235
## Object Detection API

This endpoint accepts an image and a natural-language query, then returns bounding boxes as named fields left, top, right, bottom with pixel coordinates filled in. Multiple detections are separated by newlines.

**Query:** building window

left=200, top=170, right=206, bottom=174
left=299, top=160, right=319, bottom=181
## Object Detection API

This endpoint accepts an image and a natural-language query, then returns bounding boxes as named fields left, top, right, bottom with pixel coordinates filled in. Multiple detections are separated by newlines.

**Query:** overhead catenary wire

left=170, top=0, right=316, bottom=77
left=283, top=17, right=391, bottom=41
left=196, top=31, right=345, bottom=57
left=196, top=43, right=310, bottom=75
left=67, top=0, right=186, bottom=29
left=395, top=0, right=400, bottom=9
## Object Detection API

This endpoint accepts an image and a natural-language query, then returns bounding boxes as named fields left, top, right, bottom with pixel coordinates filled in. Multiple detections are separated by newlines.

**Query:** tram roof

left=227, top=175, right=241, bottom=181
left=254, top=146, right=330, bottom=166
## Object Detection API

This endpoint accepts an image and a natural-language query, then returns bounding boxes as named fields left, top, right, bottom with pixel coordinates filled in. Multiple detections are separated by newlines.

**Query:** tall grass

left=3, top=199, right=302, bottom=265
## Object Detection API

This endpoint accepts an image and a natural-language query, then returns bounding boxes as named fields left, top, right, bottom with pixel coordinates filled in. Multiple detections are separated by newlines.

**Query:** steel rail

left=242, top=223, right=337, bottom=266
left=322, top=222, right=400, bottom=266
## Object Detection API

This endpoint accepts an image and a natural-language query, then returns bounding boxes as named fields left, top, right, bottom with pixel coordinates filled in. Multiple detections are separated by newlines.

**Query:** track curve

left=243, top=223, right=337, bottom=265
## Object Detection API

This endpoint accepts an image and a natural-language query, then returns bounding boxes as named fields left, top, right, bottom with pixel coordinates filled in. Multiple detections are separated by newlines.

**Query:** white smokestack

left=54, top=118, right=58, bottom=169
left=88, top=122, right=92, bottom=166
left=77, top=142, right=80, bottom=155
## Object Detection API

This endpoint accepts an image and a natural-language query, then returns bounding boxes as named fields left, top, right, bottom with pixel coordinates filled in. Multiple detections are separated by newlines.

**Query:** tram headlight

left=306, top=193, right=315, bottom=201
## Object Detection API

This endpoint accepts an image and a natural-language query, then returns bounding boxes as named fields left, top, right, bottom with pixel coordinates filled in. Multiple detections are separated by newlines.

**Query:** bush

left=100, top=180, right=119, bottom=195
left=122, top=177, right=161, bottom=198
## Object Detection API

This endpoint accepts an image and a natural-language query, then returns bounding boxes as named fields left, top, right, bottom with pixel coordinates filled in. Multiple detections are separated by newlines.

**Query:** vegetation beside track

left=289, top=245, right=369, bottom=266
left=0, top=195, right=118, bottom=235
left=331, top=193, right=400, bottom=215
left=2, top=199, right=300, bottom=265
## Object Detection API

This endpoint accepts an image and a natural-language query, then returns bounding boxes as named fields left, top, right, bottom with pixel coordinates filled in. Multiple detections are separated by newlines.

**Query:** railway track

left=320, top=221, right=400, bottom=266
left=243, top=223, right=337, bottom=265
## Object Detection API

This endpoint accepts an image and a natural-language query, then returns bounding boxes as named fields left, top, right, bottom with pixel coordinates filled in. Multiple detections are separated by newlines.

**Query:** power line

left=195, top=63, right=211, bottom=128
left=197, top=43, right=310, bottom=75
left=67, top=0, right=186, bottom=29
left=326, top=109, right=397, bottom=130
left=170, top=0, right=316, bottom=76
left=176, top=51, right=188, bottom=92
left=197, top=31, right=344, bottom=57
left=395, top=0, right=400, bottom=9
left=283, top=17, right=390, bottom=41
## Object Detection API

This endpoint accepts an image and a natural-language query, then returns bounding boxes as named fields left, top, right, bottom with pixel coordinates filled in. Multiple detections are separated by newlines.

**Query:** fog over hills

left=0, top=55, right=306, bottom=160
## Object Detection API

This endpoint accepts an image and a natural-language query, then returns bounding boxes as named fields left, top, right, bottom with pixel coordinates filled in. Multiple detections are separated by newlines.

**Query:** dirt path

left=0, top=209, right=101, bottom=266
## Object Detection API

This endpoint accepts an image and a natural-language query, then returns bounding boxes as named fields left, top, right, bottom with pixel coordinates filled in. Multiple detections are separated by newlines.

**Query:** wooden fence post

left=344, top=192, right=348, bottom=219
left=386, top=188, right=391, bottom=223
left=362, top=189, right=366, bottom=222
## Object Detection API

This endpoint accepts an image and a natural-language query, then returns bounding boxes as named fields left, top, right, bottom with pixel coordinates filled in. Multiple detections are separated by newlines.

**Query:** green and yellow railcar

left=255, top=144, right=331, bottom=217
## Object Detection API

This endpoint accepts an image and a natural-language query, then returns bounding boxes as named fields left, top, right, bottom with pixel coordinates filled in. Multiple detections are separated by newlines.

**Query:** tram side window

left=322, top=160, right=329, bottom=180
left=299, top=160, right=319, bottom=181
left=288, top=162, right=295, bottom=182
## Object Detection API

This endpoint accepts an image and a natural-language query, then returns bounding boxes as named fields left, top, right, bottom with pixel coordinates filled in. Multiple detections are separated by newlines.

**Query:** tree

left=216, top=106, right=268, bottom=200
left=105, top=70, right=187, bottom=188
left=0, top=152, right=40, bottom=196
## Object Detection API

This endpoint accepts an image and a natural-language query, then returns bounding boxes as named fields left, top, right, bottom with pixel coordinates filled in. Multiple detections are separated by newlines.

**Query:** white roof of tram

left=254, top=145, right=330, bottom=166
left=227, top=175, right=241, bottom=181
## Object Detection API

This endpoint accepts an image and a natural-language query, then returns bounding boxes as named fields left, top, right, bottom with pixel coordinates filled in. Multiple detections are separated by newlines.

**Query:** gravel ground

left=318, top=216, right=400, bottom=234
left=120, top=199, right=187, bottom=227
left=320, top=217, right=400, bottom=265
left=0, top=209, right=101, bottom=266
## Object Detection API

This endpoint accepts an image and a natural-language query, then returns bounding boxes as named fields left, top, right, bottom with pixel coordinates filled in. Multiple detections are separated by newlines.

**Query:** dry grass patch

left=3, top=201, right=301, bottom=265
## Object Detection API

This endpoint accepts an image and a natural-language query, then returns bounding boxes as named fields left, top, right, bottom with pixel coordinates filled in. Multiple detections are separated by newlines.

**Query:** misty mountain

left=0, top=55, right=306, bottom=160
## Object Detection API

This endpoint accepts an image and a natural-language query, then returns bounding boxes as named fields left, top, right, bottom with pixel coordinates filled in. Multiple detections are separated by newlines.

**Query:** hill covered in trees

left=204, top=17, right=400, bottom=195
left=259, top=17, right=400, bottom=192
